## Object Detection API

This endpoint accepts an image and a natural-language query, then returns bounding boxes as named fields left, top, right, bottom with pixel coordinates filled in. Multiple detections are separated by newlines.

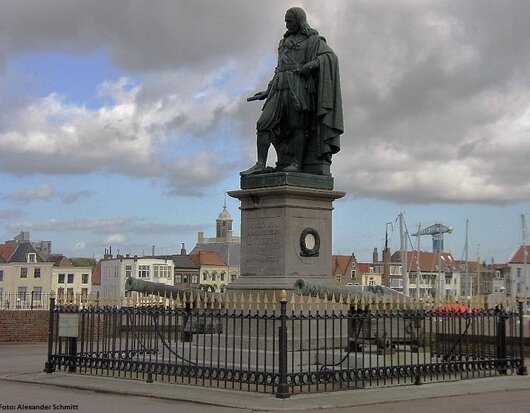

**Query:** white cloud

left=2, top=184, right=55, bottom=202
left=1, top=1, right=530, bottom=203
left=73, top=242, right=86, bottom=252
left=6, top=217, right=205, bottom=235
left=61, top=191, right=93, bottom=204
left=104, top=233, right=128, bottom=244
left=0, top=73, right=240, bottom=195
left=0, top=209, right=24, bottom=219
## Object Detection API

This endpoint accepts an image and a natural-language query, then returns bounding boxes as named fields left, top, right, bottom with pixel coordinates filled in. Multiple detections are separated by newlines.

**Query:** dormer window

left=27, top=253, right=37, bottom=263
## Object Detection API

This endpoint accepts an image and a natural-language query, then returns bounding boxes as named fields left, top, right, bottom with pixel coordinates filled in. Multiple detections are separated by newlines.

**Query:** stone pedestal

left=227, top=172, right=345, bottom=291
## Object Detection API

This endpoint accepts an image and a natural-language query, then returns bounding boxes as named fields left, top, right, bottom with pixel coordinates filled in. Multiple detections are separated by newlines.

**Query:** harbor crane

left=412, top=223, right=453, bottom=252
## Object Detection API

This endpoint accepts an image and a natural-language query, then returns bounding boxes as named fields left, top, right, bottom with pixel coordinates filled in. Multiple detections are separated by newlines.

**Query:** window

left=203, top=272, right=208, bottom=281
left=139, top=265, right=150, bottom=278
left=57, top=287, right=65, bottom=297
left=153, top=265, right=171, bottom=278
left=351, top=270, right=356, bottom=279
left=20, top=267, right=28, bottom=278
left=81, top=288, right=88, bottom=298
left=58, top=273, right=65, bottom=283
left=192, top=274, right=199, bottom=284
left=82, top=273, right=89, bottom=284
left=32, top=287, right=42, bottom=300
left=220, top=272, right=225, bottom=282
left=27, top=253, right=36, bottom=263
left=0, top=270, right=3, bottom=282
left=125, top=265, right=132, bottom=277
left=517, top=268, right=522, bottom=277
left=175, top=274, right=182, bottom=283
left=67, top=288, right=74, bottom=299
left=231, top=274, right=237, bottom=282
left=212, top=273, right=217, bottom=281
left=67, top=274, right=74, bottom=283
left=34, top=268, right=41, bottom=278
left=18, top=287, right=27, bottom=301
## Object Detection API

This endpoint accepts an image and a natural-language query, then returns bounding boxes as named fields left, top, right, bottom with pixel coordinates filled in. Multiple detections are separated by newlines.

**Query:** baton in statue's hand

left=247, top=91, right=267, bottom=102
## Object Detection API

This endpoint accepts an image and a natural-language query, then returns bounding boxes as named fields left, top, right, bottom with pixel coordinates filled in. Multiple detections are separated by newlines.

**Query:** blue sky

left=0, top=1, right=529, bottom=263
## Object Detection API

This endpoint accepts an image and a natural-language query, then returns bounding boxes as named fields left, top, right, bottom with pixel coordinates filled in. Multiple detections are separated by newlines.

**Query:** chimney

left=382, top=247, right=390, bottom=287
left=152, top=245, right=155, bottom=257
left=198, top=231, right=204, bottom=243
left=373, top=248, right=378, bottom=263
left=180, top=243, right=186, bottom=255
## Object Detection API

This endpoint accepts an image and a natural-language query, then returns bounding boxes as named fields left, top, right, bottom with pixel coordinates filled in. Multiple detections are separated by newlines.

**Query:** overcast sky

left=0, top=0, right=529, bottom=263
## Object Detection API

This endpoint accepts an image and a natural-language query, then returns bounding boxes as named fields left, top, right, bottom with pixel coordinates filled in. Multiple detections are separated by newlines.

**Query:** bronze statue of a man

left=241, top=7, right=343, bottom=176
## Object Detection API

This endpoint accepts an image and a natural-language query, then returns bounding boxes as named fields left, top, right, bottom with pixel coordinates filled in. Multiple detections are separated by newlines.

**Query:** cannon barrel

left=293, top=278, right=403, bottom=304
left=124, top=277, right=219, bottom=302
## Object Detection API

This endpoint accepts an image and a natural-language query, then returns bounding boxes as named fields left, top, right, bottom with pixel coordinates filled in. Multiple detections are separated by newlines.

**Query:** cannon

left=124, top=277, right=222, bottom=341
left=293, top=278, right=403, bottom=304
left=124, top=277, right=219, bottom=303
left=293, top=279, right=424, bottom=354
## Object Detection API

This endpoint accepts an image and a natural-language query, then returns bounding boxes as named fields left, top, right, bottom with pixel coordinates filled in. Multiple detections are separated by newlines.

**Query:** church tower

left=216, top=198, right=233, bottom=240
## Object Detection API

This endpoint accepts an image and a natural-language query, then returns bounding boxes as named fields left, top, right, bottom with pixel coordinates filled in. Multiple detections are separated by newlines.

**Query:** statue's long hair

left=284, top=7, right=319, bottom=37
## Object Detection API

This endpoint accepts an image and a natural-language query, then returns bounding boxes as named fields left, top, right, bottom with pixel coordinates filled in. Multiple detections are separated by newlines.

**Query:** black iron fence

left=44, top=292, right=527, bottom=397
left=0, top=291, right=54, bottom=310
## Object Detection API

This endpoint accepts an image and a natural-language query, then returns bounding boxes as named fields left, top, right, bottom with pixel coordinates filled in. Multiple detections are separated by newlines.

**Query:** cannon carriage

left=293, top=278, right=425, bottom=354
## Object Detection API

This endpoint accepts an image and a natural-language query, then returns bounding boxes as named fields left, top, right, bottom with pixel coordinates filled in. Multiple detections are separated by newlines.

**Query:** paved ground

left=1, top=343, right=530, bottom=412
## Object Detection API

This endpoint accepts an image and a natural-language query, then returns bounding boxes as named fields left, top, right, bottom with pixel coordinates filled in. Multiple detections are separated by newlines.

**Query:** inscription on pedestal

left=245, top=216, right=281, bottom=265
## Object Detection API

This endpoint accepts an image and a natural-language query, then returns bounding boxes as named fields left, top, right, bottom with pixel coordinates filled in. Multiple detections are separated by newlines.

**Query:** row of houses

left=1, top=205, right=529, bottom=306
left=0, top=241, right=93, bottom=308
left=0, top=238, right=240, bottom=307
left=3, top=239, right=527, bottom=306
left=332, top=247, right=529, bottom=300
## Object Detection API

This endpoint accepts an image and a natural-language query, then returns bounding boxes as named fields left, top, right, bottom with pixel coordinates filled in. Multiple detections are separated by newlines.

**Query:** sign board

left=58, top=313, right=79, bottom=337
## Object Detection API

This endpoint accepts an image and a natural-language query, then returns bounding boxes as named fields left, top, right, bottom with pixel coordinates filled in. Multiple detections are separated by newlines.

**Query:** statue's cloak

left=307, top=35, right=344, bottom=159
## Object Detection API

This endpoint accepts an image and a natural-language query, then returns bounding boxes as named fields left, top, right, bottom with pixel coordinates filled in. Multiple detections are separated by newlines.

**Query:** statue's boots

left=283, top=161, right=301, bottom=173
left=240, top=162, right=266, bottom=176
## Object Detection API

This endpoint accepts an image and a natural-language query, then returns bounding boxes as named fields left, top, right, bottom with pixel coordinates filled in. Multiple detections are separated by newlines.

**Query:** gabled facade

left=0, top=242, right=54, bottom=308
left=190, top=251, right=231, bottom=292
left=508, top=246, right=530, bottom=309
left=49, top=254, right=93, bottom=299
left=331, top=254, right=357, bottom=284
left=331, top=254, right=384, bottom=287
left=357, top=263, right=383, bottom=287
left=455, top=260, right=506, bottom=297
left=190, top=251, right=232, bottom=291
left=390, top=251, right=461, bottom=298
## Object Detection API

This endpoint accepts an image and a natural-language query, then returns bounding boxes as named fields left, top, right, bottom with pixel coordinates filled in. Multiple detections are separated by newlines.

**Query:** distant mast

left=464, top=219, right=469, bottom=296
left=522, top=214, right=528, bottom=313
left=414, top=223, right=421, bottom=301
left=399, top=213, right=409, bottom=297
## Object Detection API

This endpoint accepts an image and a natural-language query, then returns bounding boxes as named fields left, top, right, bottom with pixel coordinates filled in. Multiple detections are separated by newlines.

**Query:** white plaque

left=58, top=313, right=79, bottom=337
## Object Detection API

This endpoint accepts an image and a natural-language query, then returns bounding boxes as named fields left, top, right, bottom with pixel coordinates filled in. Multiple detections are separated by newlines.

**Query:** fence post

left=276, top=290, right=290, bottom=399
left=517, top=301, right=528, bottom=375
left=495, top=308, right=507, bottom=374
left=44, top=296, right=56, bottom=373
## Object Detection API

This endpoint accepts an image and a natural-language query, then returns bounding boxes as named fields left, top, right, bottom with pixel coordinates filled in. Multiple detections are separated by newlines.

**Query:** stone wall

left=0, top=310, right=49, bottom=342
